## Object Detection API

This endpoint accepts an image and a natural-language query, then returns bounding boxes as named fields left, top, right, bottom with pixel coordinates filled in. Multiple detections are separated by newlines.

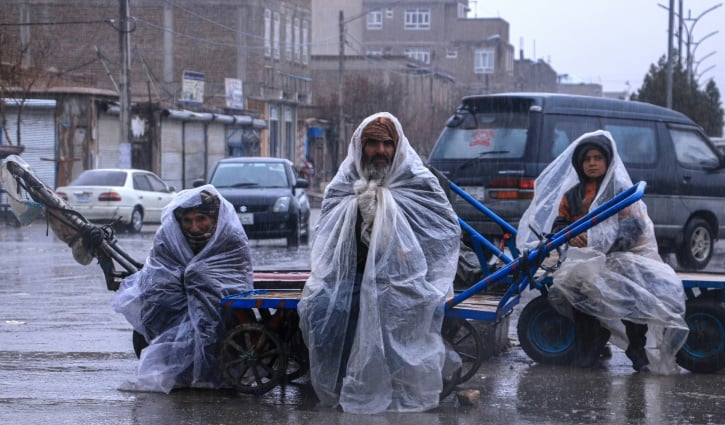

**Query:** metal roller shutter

left=5, top=101, right=57, bottom=188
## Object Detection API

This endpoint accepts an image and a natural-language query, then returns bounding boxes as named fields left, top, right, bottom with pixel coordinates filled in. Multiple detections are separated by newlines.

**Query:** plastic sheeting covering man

left=297, top=112, right=461, bottom=413
left=516, top=130, right=688, bottom=374
left=111, top=185, right=253, bottom=392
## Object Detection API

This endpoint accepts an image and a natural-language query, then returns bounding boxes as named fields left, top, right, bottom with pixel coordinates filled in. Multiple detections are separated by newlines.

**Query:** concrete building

left=306, top=0, right=569, bottom=173
left=1, top=0, right=312, bottom=188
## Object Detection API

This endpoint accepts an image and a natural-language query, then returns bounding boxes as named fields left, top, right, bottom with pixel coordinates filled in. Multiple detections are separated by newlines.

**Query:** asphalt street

left=1, top=216, right=725, bottom=424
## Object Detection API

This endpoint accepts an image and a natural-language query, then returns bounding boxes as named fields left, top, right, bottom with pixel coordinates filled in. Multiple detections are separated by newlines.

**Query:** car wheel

left=127, top=207, right=143, bottom=234
left=286, top=216, right=301, bottom=247
left=676, top=218, right=713, bottom=270
left=300, top=216, right=310, bottom=245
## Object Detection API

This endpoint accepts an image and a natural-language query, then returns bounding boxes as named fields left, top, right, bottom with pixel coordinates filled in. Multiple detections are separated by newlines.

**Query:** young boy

left=517, top=130, right=689, bottom=374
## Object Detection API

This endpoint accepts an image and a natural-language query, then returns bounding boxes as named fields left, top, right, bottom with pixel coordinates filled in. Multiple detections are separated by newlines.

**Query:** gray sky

left=473, top=0, right=724, bottom=97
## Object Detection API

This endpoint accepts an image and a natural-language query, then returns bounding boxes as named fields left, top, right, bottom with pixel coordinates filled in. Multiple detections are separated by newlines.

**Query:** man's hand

left=569, top=232, right=588, bottom=248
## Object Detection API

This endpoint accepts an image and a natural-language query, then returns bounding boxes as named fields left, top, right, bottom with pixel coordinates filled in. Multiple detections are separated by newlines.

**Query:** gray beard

left=363, top=158, right=389, bottom=181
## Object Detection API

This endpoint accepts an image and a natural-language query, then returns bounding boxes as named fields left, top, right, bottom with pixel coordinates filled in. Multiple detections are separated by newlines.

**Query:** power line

left=134, top=17, right=265, bottom=50
left=163, top=0, right=265, bottom=41
left=0, top=19, right=113, bottom=27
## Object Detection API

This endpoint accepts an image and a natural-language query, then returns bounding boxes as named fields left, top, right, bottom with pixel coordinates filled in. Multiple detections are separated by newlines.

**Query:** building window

left=458, top=3, right=467, bottom=18
left=285, top=107, right=294, bottom=160
left=404, top=47, right=430, bottom=64
left=474, top=48, right=495, bottom=74
left=269, top=105, right=279, bottom=156
left=404, top=8, right=430, bottom=29
left=446, top=48, right=457, bottom=58
left=386, top=8, right=393, bottom=18
left=302, top=20, right=309, bottom=65
left=273, top=11, right=280, bottom=60
left=264, top=9, right=271, bottom=57
left=294, top=18, right=301, bottom=63
left=367, top=10, right=382, bottom=29
left=285, top=16, right=292, bottom=61
left=367, top=48, right=382, bottom=56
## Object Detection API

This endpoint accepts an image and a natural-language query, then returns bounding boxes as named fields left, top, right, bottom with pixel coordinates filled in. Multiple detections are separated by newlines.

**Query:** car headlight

left=273, top=196, right=291, bottom=212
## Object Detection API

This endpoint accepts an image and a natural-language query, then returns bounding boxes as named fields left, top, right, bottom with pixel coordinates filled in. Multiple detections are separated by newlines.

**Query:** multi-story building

left=358, top=0, right=515, bottom=94
left=312, top=0, right=517, bottom=94
left=308, top=0, right=562, bottom=168
left=1, top=0, right=312, bottom=189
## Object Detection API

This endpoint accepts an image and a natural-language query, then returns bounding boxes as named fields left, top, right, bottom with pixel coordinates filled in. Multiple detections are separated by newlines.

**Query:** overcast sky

left=472, top=0, right=724, bottom=97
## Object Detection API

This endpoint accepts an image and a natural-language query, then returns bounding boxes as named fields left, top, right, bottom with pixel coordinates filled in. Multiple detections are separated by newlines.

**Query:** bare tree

left=0, top=29, right=59, bottom=147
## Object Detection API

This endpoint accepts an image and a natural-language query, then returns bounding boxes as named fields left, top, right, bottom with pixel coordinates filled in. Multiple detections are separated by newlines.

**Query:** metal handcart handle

left=444, top=181, right=647, bottom=313
left=450, top=181, right=518, bottom=266
left=2, top=157, right=142, bottom=290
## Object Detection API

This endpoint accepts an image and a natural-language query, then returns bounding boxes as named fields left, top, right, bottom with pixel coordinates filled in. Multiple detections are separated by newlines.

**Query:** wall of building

left=159, top=120, right=184, bottom=190
left=2, top=0, right=309, bottom=173
left=96, top=114, right=123, bottom=169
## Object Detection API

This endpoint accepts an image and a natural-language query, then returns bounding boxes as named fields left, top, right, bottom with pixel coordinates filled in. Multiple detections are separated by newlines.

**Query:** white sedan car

left=56, top=169, right=176, bottom=233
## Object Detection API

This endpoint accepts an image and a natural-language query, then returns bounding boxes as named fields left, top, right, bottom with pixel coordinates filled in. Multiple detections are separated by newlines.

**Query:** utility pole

left=667, top=0, right=674, bottom=109
left=119, top=0, right=132, bottom=168
left=678, top=0, right=683, bottom=66
left=337, top=10, right=345, bottom=171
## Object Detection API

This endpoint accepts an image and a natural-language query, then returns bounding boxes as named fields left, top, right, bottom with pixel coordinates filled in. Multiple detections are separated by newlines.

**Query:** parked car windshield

left=211, top=162, right=289, bottom=188
left=430, top=112, right=529, bottom=160
left=71, top=170, right=127, bottom=186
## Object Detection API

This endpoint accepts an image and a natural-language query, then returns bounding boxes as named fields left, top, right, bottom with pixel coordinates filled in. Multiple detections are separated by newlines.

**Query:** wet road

left=2, top=218, right=725, bottom=425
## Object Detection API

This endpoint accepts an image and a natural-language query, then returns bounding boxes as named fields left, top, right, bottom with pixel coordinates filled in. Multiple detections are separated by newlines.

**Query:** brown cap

left=173, top=190, right=220, bottom=223
left=361, top=117, right=399, bottom=148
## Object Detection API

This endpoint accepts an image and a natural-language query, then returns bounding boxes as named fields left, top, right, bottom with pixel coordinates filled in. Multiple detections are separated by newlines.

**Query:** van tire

left=676, top=218, right=713, bottom=270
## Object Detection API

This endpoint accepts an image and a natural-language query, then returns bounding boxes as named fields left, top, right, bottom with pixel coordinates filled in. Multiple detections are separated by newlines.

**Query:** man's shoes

left=625, top=347, right=650, bottom=372
left=600, top=344, right=612, bottom=360
left=575, top=346, right=602, bottom=368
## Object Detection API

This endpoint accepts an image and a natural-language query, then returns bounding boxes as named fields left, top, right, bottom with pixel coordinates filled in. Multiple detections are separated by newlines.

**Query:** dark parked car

left=196, top=157, right=310, bottom=246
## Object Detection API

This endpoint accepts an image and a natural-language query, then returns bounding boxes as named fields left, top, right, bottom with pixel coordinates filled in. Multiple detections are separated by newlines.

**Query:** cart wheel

left=442, top=317, right=483, bottom=384
left=219, top=323, right=288, bottom=394
left=517, top=294, right=576, bottom=365
left=676, top=298, right=725, bottom=373
left=284, top=328, right=309, bottom=382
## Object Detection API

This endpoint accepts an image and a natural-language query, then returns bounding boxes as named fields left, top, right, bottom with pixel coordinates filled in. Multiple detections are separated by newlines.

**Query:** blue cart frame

left=218, top=180, right=725, bottom=396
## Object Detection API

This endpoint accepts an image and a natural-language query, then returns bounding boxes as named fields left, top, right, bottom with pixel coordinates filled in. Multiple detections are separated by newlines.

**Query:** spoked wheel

left=219, top=323, right=288, bottom=394
left=517, top=294, right=576, bottom=365
left=676, top=298, right=725, bottom=373
left=441, top=317, right=483, bottom=384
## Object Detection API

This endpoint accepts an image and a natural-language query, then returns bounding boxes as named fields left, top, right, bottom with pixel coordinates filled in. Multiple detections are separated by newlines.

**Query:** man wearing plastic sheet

left=297, top=112, right=461, bottom=413
left=111, top=185, right=253, bottom=393
left=517, top=130, right=688, bottom=374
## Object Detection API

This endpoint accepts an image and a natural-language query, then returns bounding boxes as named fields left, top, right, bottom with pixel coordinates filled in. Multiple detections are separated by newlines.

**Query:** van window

left=549, top=116, right=601, bottom=158
left=670, top=128, right=719, bottom=169
left=602, top=120, right=657, bottom=165
left=430, top=112, right=528, bottom=159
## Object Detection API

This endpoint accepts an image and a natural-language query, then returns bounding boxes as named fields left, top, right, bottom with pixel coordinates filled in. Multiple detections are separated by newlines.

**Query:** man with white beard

left=298, top=112, right=461, bottom=414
